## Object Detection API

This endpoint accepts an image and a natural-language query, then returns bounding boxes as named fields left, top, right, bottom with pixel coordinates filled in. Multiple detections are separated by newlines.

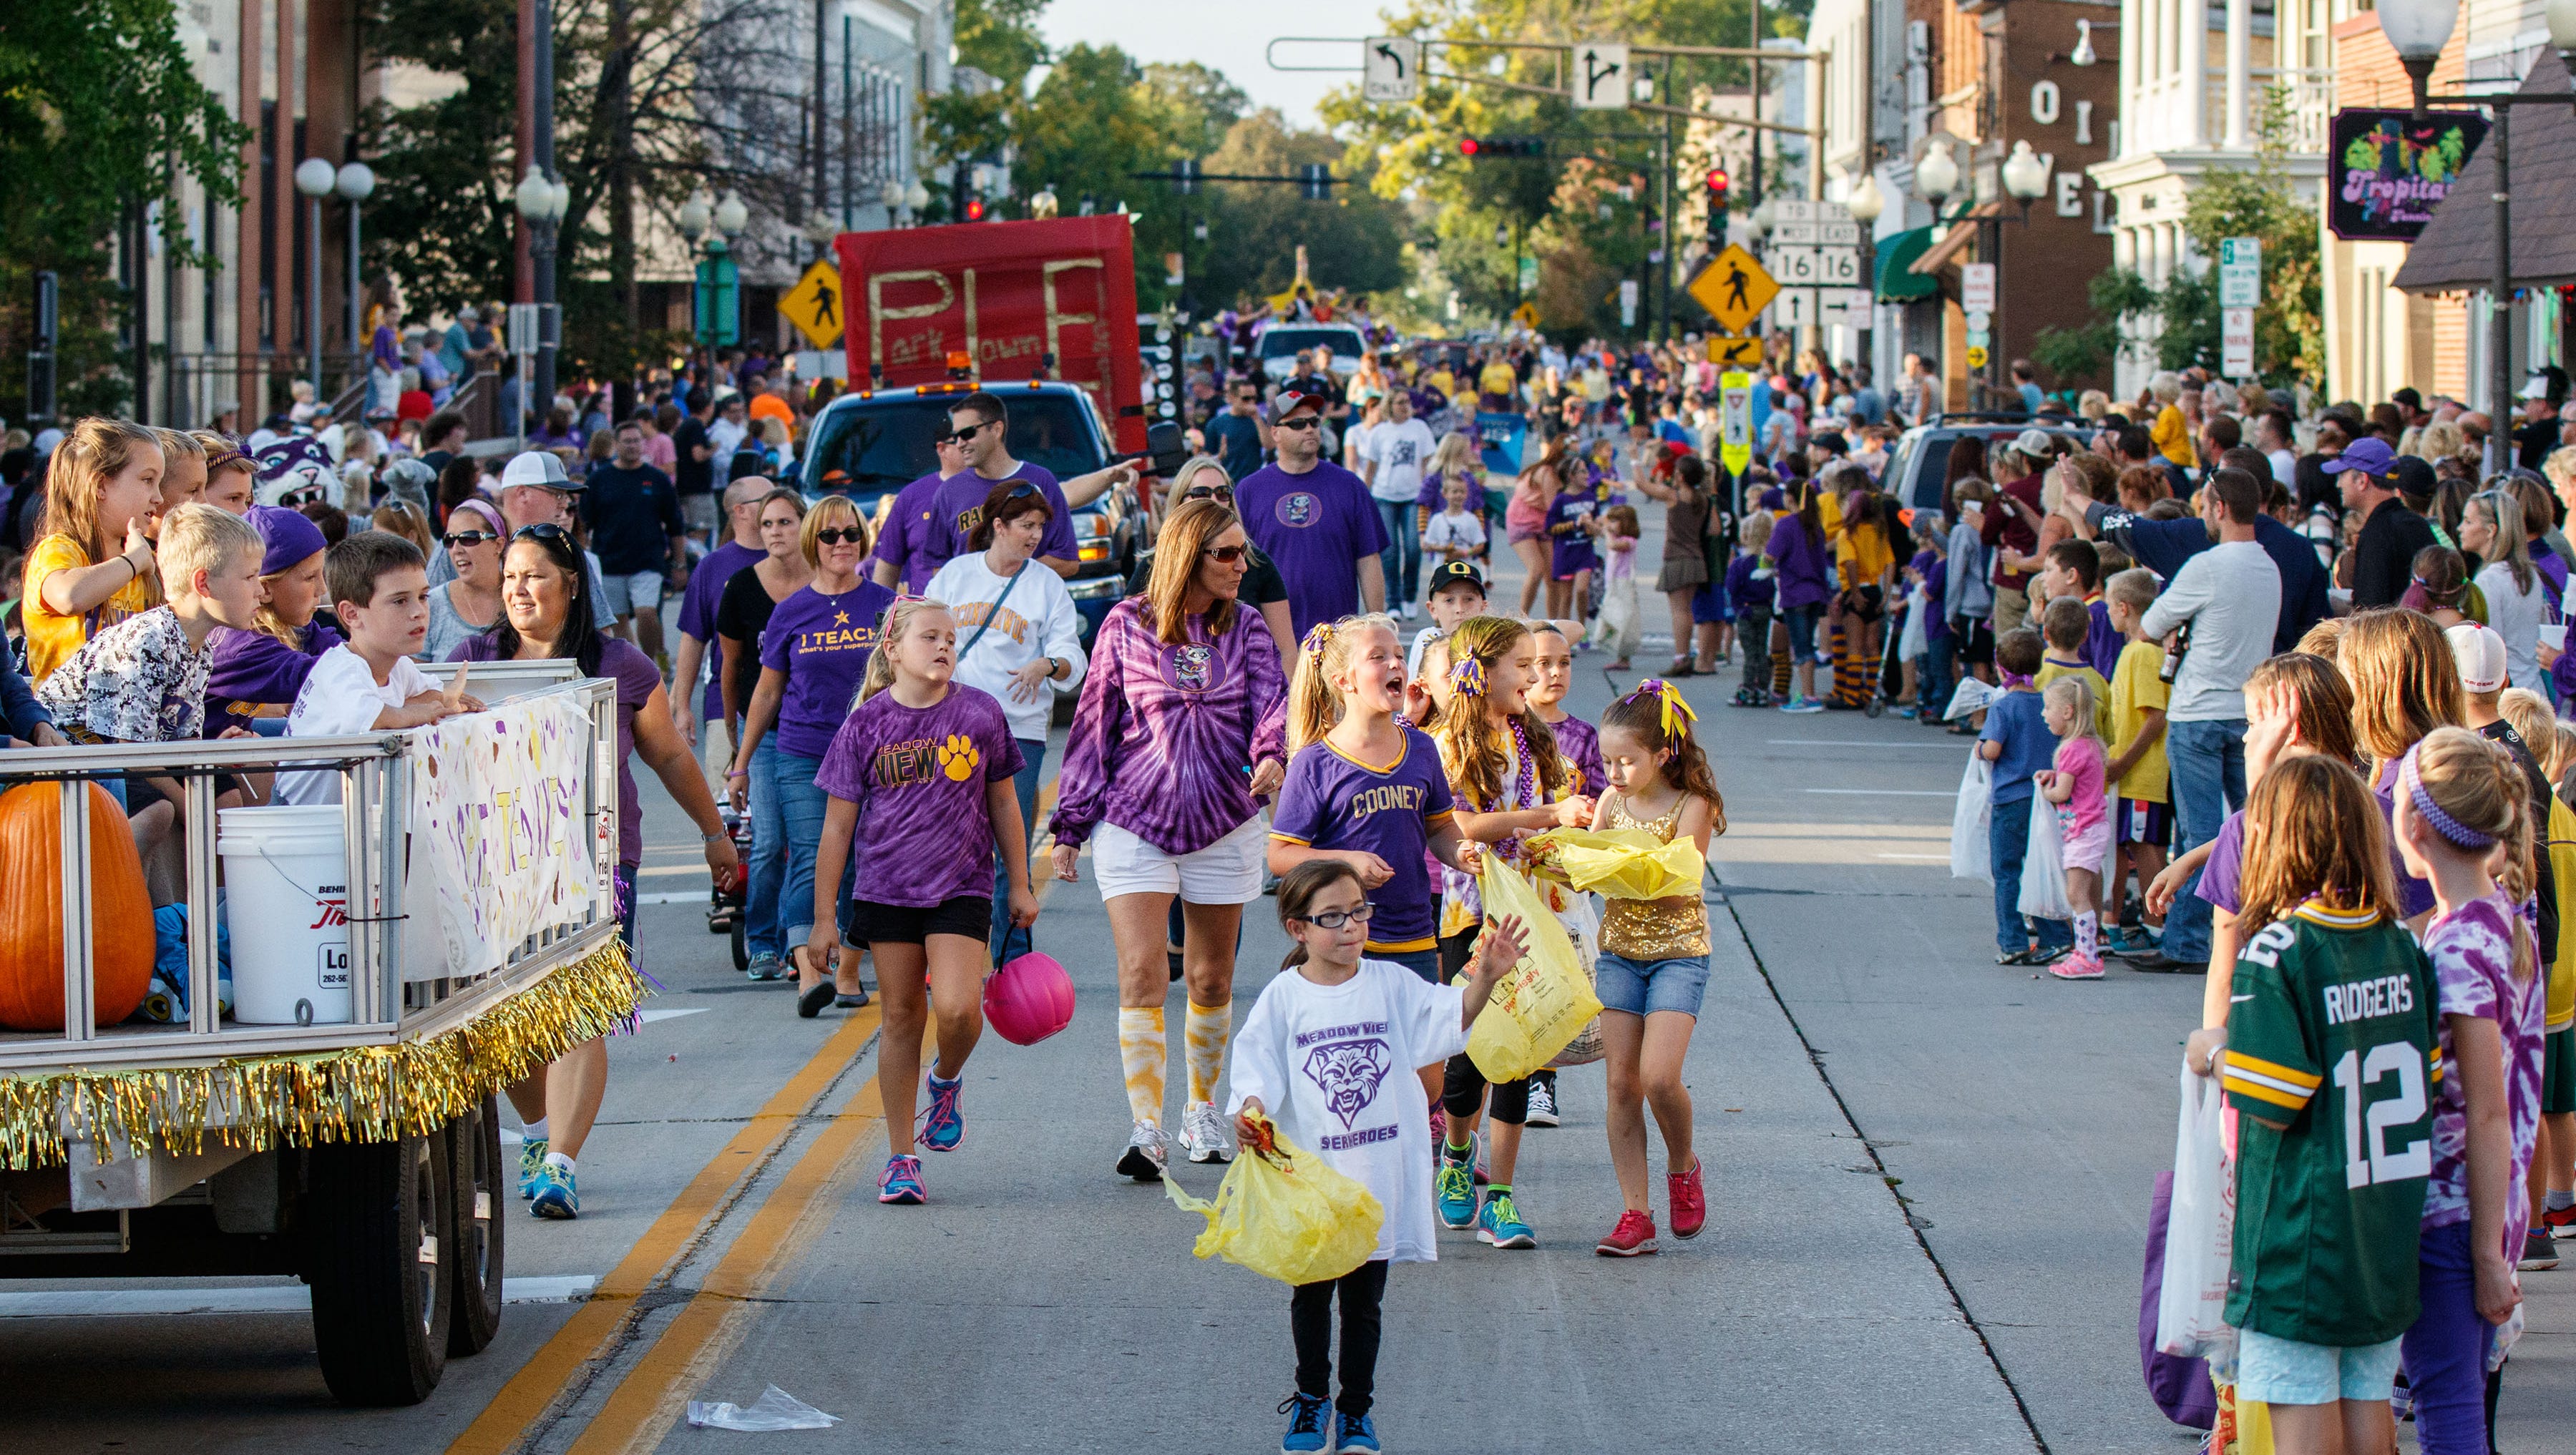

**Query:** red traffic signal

left=1459, top=136, right=1480, bottom=157
left=965, top=197, right=987, bottom=221
left=1705, top=167, right=1729, bottom=192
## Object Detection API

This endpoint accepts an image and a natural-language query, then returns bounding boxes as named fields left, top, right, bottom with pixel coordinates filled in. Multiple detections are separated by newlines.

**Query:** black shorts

left=1839, top=585, right=1885, bottom=623
left=844, top=893, right=990, bottom=946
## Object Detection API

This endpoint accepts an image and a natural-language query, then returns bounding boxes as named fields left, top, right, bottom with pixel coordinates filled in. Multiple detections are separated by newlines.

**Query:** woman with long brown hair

left=1050, top=497, right=1288, bottom=1178
left=1506, top=433, right=1572, bottom=617
left=2343, top=608, right=2464, bottom=933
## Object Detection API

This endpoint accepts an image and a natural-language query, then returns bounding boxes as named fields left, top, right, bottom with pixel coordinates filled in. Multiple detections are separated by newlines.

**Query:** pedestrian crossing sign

left=1687, top=245, right=1776, bottom=336
left=779, top=260, right=844, bottom=350
left=1706, top=334, right=1761, bottom=367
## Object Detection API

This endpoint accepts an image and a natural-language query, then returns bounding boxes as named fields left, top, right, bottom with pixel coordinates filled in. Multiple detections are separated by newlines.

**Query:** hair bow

left=1300, top=621, right=1337, bottom=657
left=1448, top=655, right=1488, bottom=699
left=1626, top=677, right=1698, bottom=740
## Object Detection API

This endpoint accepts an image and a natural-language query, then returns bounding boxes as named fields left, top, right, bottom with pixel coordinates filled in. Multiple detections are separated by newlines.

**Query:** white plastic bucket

left=218, top=805, right=353, bottom=1025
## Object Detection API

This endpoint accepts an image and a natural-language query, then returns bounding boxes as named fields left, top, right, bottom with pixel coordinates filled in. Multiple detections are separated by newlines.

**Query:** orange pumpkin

left=0, top=781, right=155, bottom=1031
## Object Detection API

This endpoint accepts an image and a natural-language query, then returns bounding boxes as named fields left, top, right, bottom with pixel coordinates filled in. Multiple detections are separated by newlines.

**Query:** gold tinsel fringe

left=0, top=941, right=645, bottom=1171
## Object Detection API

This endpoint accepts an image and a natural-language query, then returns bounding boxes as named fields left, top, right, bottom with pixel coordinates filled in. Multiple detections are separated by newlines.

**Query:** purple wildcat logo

left=1301, top=1038, right=1390, bottom=1130
left=1275, top=491, right=1319, bottom=528
left=1161, top=642, right=1216, bottom=693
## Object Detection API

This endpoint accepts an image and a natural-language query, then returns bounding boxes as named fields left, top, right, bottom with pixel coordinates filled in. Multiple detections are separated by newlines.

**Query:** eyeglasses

left=1201, top=544, right=1249, bottom=564
left=813, top=526, right=865, bottom=546
left=1274, top=416, right=1321, bottom=431
left=440, top=531, right=499, bottom=547
left=1295, top=902, right=1376, bottom=930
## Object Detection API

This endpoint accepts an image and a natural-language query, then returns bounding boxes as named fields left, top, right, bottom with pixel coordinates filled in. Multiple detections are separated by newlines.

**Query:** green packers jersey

left=2220, top=901, right=2442, bottom=1345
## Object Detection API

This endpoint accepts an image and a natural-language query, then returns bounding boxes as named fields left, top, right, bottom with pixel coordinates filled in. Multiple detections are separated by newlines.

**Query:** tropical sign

left=2329, top=107, right=2488, bottom=241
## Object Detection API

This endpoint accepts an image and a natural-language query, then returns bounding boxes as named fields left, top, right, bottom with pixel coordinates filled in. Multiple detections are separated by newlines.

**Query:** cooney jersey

left=2221, top=899, right=2441, bottom=1345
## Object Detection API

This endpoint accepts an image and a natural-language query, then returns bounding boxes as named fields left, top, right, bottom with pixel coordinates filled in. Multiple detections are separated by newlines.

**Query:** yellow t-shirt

left=24, top=533, right=154, bottom=687
left=1428, top=367, right=1455, bottom=399
left=2107, top=639, right=2171, bottom=804
left=1478, top=361, right=1518, bottom=398
left=2035, top=657, right=2114, bottom=745
left=2151, top=403, right=2197, bottom=469
left=2547, top=795, right=2576, bottom=1030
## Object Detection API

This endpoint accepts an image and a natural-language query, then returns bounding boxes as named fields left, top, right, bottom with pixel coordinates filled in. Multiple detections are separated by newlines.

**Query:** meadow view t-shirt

left=1236, top=459, right=1389, bottom=637
left=758, top=580, right=897, bottom=760
left=812, top=684, right=1024, bottom=907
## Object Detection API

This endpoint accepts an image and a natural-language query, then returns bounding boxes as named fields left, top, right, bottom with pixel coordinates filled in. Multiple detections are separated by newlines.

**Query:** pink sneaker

left=1596, top=1209, right=1658, bottom=1256
left=2049, top=951, right=2106, bottom=981
left=1667, top=1158, right=1707, bottom=1240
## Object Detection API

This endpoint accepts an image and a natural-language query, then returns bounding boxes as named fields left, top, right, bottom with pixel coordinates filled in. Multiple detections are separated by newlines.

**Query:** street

left=3, top=504, right=2570, bottom=1454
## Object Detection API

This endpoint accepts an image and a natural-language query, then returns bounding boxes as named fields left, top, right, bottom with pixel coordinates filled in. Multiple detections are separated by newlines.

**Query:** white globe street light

left=1913, top=140, right=1958, bottom=205
left=333, top=161, right=376, bottom=202
left=678, top=191, right=713, bottom=242
left=2375, top=0, right=2460, bottom=118
left=2002, top=140, right=2050, bottom=207
left=713, top=190, right=749, bottom=235
left=1847, top=172, right=1885, bottom=225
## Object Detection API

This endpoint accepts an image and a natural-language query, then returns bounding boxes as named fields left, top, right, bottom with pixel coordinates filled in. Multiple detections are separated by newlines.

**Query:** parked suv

left=1880, top=413, right=2095, bottom=522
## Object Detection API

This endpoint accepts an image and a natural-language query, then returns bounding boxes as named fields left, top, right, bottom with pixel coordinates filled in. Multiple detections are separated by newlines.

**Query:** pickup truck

left=1255, top=323, right=1367, bottom=383
left=799, top=378, right=1144, bottom=643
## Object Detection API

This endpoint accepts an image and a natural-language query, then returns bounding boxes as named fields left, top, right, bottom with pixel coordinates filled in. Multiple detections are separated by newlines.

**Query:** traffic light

left=1460, top=135, right=1545, bottom=159
left=1704, top=166, right=1730, bottom=241
left=1300, top=162, right=1331, bottom=200
left=965, top=196, right=987, bottom=221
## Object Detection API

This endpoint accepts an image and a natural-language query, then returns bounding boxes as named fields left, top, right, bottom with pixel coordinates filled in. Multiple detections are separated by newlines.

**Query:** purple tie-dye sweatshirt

left=1052, top=594, right=1288, bottom=855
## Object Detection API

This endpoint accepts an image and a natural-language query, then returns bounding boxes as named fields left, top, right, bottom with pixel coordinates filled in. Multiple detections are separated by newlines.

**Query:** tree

left=1191, top=110, right=1409, bottom=310
left=922, top=0, right=1046, bottom=218
left=0, top=0, right=248, bottom=416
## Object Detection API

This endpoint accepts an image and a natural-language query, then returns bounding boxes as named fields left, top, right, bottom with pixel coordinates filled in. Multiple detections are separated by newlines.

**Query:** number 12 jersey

left=2220, top=900, right=2441, bottom=1345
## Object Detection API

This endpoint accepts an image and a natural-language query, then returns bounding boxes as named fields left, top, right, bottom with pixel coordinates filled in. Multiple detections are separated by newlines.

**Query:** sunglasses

left=441, top=531, right=499, bottom=547
left=1201, top=544, right=1249, bottom=564
left=1295, top=902, right=1376, bottom=930
left=813, top=526, right=866, bottom=546
left=1183, top=484, right=1234, bottom=502
left=942, top=418, right=997, bottom=446
left=1274, top=416, right=1321, bottom=431
left=512, top=522, right=575, bottom=546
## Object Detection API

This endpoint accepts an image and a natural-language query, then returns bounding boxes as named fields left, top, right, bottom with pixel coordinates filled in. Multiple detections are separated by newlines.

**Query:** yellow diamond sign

left=1687, top=245, right=1777, bottom=336
left=779, top=260, right=845, bottom=350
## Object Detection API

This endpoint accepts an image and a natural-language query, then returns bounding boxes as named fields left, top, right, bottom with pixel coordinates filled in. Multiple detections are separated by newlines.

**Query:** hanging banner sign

left=2328, top=107, right=2489, bottom=241
left=1474, top=411, right=1530, bottom=476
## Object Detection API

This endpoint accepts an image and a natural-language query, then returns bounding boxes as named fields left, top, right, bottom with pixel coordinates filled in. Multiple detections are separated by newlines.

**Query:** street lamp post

left=514, top=165, right=570, bottom=441
left=293, top=157, right=337, bottom=397
left=336, top=162, right=375, bottom=403
left=1911, top=140, right=1958, bottom=405
left=1846, top=170, right=1885, bottom=383
left=1996, top=140, right=2051, bottom=406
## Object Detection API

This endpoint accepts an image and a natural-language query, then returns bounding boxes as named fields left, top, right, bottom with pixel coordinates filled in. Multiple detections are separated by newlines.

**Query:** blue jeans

left=2163, top=717, right=2248, bottom=964
left=2401, top=1221, right=2494, bottom=1453
left=770, top=747, right=847, bottom=950
left=1377, top=498, right=1422, bottom=604
left=1989, top=792, right=2074, bottom=956
left=1916, top=647, right=1953, bottom=720
left=990, top=736, right=1047, bottom=963
left=1781, top=604, right=1822, bottom=663
left=743, top=738, right=786, bottom=965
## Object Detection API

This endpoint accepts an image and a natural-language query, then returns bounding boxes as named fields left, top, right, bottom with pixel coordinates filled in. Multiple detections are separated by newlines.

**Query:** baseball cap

left=1426, top=561, right=1487, bottom=597
left=1270, top=387, right=1327, bottom=422
left=2010, top=428, right=2056, bottom=459
left=2321, top=436, right=2397, bottom=479
left=499, top=450, right=577, bottom=491
left=2445, top=622, right=2508, bottom=695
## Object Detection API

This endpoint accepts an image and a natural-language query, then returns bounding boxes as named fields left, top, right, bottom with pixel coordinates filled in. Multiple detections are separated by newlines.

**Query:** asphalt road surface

left=4, top=497, right=2568, bottom=1454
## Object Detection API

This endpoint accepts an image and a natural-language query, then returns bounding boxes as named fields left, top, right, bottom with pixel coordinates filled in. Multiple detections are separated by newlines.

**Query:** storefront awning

left=1875, top=226, right=1939, bottom=301
left=1909, top=202, right=2003, bottom=279
left=2394, top=48, right=2576, bottom=293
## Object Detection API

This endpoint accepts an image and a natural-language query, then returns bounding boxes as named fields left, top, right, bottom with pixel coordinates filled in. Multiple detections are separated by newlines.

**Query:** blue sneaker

left=919, top=1072, right=965, bottom=1152
left=528, top=1160, right=579, bottom=1220
left=517, top=1136, right=547, bottom=1198
left=1476, top=1188, right=1536, bottom=1248
left=1778, top=695, right=1825, bottom=715
left=1435, top=1144, right=1477, bottom=1230
left=1277, top=1392, right=1330, bottom=1454
left=1337, top=1409, right=1382, bottom=1453
left=878, top=1153, right=926, bottom=1205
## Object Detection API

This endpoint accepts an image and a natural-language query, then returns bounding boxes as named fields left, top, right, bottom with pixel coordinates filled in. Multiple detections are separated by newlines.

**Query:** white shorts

left=600, top=569, right=668, bottom=619
left=1091, top=815, right=1268, bottom=904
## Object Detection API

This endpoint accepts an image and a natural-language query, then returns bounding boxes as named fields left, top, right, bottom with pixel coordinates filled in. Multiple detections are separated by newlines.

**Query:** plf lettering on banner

left=410, top=695, right=602, bottom=979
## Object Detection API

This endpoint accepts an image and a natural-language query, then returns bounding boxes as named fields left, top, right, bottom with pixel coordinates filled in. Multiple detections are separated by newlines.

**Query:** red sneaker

left=1596, top=1209, right=1658, bottom=1257
left=1668, top=1159, right=1707, bottom=1240
left=2547, top=1202, right=2576, bottom=1235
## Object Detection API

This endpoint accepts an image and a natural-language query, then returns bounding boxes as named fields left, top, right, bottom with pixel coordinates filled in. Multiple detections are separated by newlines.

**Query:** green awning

left=1875, top=225, right=1938, bottom=302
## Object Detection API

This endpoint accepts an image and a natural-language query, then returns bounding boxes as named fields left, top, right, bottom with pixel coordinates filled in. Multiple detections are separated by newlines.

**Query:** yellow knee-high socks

left=1184, top=999, right=1233, bottom=1104
left=1118, top=1006, right=1166, bottom=1127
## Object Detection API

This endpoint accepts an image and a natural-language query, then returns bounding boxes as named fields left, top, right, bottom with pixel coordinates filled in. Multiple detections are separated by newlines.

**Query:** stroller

left=706, top=802, right=754, bottom=970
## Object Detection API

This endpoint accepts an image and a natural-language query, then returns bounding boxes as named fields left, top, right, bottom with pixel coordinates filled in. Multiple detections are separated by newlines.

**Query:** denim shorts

left=1594, top=952, right=1711, bottom=1018
left=2235, top=1328, right=2403, bottom=1406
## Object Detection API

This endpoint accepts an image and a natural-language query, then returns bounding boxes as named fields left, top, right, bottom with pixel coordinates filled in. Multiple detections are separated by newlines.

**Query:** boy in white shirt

left=280, top=533, right=479, bottom=805
left=1421, top=474, right=1488, bottom=569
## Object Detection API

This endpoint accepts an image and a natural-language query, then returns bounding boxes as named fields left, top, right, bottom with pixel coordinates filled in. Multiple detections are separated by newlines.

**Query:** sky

left=1036, top=0, right=1395, bottom=130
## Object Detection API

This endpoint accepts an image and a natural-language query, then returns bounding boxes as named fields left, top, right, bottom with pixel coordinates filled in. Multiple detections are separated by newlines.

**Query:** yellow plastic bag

left=1465, top=860, right=1606, bottom=1082
left=1526, top=828, right=1705, bottom=901
left=1163, top=1112, right=1385, bottom=1286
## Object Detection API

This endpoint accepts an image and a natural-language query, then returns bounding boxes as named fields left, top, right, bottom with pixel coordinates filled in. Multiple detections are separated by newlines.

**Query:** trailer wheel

left=306, top=1130, right=453, bottom=1405
left=731, top=916, right=749, bottom=971
left=447, top=1095, right=507, bottom=1356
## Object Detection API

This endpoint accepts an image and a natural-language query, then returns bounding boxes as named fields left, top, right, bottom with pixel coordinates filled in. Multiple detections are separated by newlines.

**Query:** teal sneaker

left=919, top=1072, right=965, bottom=1152
left=1476, top=1187, right=1536, bottom=1248
left=528, top=1160, right=579, bottom=1220
left=1435, top=1144, right=1477, bottom=1230
left=1277, top=1392, right=1330, bottom=1454
left=1336, top=1409, right=1382, bottom=1453
left=517, top=1136, right=547, bottom=1199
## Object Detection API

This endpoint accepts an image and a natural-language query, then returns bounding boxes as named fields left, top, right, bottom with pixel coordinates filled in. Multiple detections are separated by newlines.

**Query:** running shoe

left=919, top=1072, right=965, bottom=1152
left=1596, top=1209, right=1658, bottom=1256
left=744, top=953, right=782, bottom=982
left=878, top=1153, right=926, bottom=1205
left=1428, top=1104, right=1447, bottom=1147
left=1476, top=1189, right=1536, bottom=1248
left=2049, top=951, right=2107, bottom=981
left=2545, top=1202, right=2576, bottom=1236
left=1778, top=696, right=1825, bottom=714
left=1118, top=1120, right=1169, bottom=1182
left=1277, top=1393, right=1330, bottom=1454
left=1336, top=1410, right=1382, bottom=1453
left=1473, top=1133, right=1491, bottom=1186
left=1525, top=1077, right=1561, bottom=1127
left=517, top=1135, right=547, bottom=1199
left=1180, top=1100, right=1234, bottom=1164
left=1436, top=1145, right=1477, bottom=1230
left=2520, top=1227, right=2560, bottom=1271
left=1669, top=1159, right=1707, bottom=1239
left=528, top=1160, right=578, bottom=1220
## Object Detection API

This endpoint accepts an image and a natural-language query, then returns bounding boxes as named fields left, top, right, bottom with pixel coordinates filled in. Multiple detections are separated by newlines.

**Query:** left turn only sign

left=1363, top=38, right=1420, bottom=102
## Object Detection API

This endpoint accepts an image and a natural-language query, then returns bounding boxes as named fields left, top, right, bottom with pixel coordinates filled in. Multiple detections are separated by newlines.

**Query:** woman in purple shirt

left=728, top=495, right=899, bottom=1013
left=1762, top=483, right=1836, bottom=712
left=452, top=524, right=740, bottom=1220
left=1050, top=499, right=1289, bottom=1178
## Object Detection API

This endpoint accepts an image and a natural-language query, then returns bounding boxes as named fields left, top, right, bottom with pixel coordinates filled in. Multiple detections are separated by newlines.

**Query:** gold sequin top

left=1599, top=794, right=1711, bottom=959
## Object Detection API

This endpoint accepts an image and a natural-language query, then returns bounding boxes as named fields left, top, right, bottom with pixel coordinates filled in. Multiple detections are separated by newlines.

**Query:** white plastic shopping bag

left=1951, top=755, right=1993, bottom=883
left=2017, top=793, right=2074, bottom=921
left=2156, top=1061, right=2237, bottom=1362
left=1940, top=676, right=2000, bottom=723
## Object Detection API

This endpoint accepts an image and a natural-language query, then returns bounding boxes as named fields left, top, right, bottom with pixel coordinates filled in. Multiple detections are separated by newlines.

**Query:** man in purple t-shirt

left=671, top=476, right=770, bottom=786
left=929, top=392, right=1083, bottom=580
left=870, top=433, right=969, bottom=593
left=1234, top=387, right=1387, bottom=637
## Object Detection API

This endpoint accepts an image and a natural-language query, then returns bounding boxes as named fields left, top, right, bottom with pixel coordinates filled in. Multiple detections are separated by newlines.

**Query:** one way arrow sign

left=1574, top=41, right=1629, bottom=109
left=1362, top=36, right=1420, bottom=102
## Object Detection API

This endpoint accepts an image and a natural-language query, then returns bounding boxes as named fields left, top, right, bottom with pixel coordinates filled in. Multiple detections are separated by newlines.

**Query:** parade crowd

left=11, top=328, right=2576, bottom=1452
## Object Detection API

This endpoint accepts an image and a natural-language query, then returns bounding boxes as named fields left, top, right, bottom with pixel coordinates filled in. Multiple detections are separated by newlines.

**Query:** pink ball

left=983, top=951, right=1075, bottom=1045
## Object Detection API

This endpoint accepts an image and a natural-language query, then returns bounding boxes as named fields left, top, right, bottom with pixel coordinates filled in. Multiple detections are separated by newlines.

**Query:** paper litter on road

left=684, top=1386, right=843, bottom=1431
